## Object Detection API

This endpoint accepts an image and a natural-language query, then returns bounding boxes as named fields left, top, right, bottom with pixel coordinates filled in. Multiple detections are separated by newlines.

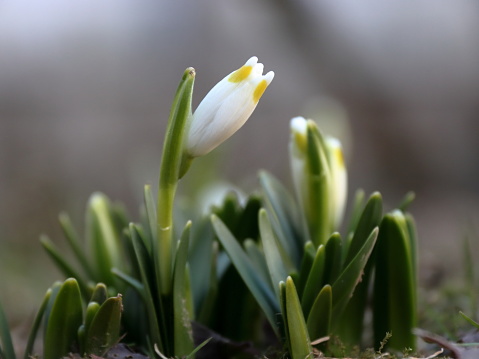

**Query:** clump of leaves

left=0, top=58, right=422, bottom=359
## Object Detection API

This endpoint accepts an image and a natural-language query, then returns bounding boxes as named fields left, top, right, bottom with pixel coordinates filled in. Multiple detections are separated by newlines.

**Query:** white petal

left=186, top=56, right=273, bottom=157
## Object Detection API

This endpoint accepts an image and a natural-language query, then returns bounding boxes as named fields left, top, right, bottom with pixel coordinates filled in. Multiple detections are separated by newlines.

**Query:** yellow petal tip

left=253, top=79, right=268, bottom=103
left=228, top=65, right=253, bottom=83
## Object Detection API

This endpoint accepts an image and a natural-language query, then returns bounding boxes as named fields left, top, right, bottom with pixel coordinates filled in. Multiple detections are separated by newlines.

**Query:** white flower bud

left=325, top=136, right=348, bottom=228
left=186, top=56, right=274, bottom=157
left=289, top=116, right=348, bottom=245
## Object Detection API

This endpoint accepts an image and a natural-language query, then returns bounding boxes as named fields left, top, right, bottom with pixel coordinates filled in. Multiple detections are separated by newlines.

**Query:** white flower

left=186, top=56, right=274, bottom=157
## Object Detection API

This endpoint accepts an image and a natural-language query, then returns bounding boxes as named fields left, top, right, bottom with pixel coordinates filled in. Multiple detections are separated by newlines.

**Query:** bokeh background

left=1, top=0, right=479, bottom=327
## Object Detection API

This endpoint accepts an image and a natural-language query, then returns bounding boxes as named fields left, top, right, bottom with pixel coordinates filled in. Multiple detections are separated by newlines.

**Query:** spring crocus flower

left=185, top=56, right=274, bottom=157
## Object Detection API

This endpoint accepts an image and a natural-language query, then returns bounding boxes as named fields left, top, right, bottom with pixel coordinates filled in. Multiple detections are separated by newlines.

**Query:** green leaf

left=212, top=193, right=241, bottom=237
left=24, top=289, right=52, bottom=359
left=405, top=213, right=418, bottom=293
left=279, top=281, right=290, bottom=349
left=323, top=233, right=342, bottom=285
left=211, top=214, right=279, bottom=333
left=78, top=302, right=99, bottom=354
left=143, top=184, right=157, bottom=253
left=84, top=302, right=100, bottom=338
left=86, top=193, right=123, bottom=286
left=307, top=284, right=332, bottom=342
left=236, top=195, right=262, bottom=241
left=84, top=296, right=122, bottom=356
left=244, top=239, right=271, bottom=288
left=184, top=337, right=212, bottom=359
left=301, top=244, right=326, bottom=318
left=398, top=191, right=415, bottom=212
left=459, top=311, right=479, bottom=330
left=44, top=278, right=83, bottom=359
left=259, top=171, right=304, bottom=267
left=305, top=123, right=332, bottom=247
left=346, top=189, right=365, bottom=235
left=297, top=241, right=316, bottom=297
left=197, top=242, right=219, bottom=324
left=40, top=235, right=90, bottom=297
left=285, top=277, right=313, bottom=359
left=0, top=299, right=16, bottom=359
left=373, top=212, right=416, bottom=351
left=89, top=283, right=108, bottom=305
left=344, top=192, right=382, bottom=266
left=42, top=281, right=62, bottom=344
left=173, top=222, right=194, bottom=357
left=58, top=212, right=95, bottom=279
left=259, top=209, right=295, bottom=300
left=188, top=216, right=215, bottom=316
left=335, top=193, right=383, bottom=345
left=128, top=224, right=164, bottom=353
left=331, top=228, right=378, bottom=324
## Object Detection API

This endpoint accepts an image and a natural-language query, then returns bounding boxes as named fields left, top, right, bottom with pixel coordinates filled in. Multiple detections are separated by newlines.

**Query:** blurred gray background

left=2, top=0, right=479, bottom=323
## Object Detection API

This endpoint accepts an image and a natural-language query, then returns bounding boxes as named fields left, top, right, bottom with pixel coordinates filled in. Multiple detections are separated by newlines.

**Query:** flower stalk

left=157, top=67, right=196, bottom=295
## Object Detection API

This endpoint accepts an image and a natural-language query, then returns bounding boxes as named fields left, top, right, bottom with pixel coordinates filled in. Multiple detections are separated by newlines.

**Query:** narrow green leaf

left=236, top=195, right=262, bottom=241
left=285, top=277, right=313, bottom=359
left=84, top=302, right=100, bottom=340
left=42, top=281, right=62, bottom=345
left=212, top=193, right=242, bottom=236
left=323, top=233, right=342, bottom=285
left=211, top=214, right=279, bottom=333
left=89, top=283, right=107, bottom=305
left=373, top=212, right=416, bottom=351
left=279, top=281, right=290, bottom=350
left=129, top=224, right=164, bottom=353
left=173, top=222, right=194, bottom=357
left=335, top=193, right=382, bottom=345
left=185, top=337, right=212, bottom=359
left=85, top=296, right=122, bottom=356
left=307, top=284, right=332, bottom=342
left=301, top=245, right=326, bottom=318
left=405, top=213, right=418, bottom=292
left=40, top=235, right=90, bottom=296
left=58, top=212, right=95, bottom=278
left=297, top=241, right=316, bottom=297
left=143, top=184, right=156, bottom=252
left=78, top=302, right=100, bottom=354
left=344, top=192, right=382, bottom=266
left=259, top=171, right=304, bottom=267
left=86, top=193, right=123, bottom=286
left=398, top=191, right=415, bottom=212
left=305, top=123, right=332, bottom=247
left=346, top=189, right=365, bottom=235
left=0, top=299, right=16, bottom=359
left=197, top=242, right=219, bottom=324
left=331, top=228, right=378, bottom=324
left=24, top=289, right=52, bottom=359
left=459, top=311, right=479, bottom=329
left=112, top=269, right=144, bottom=295
left=259, top=209, right=295, bottom=300
left=188, top=216, right=214, bottom=313
left=44, top=278, right=83, bottom=359
left=244, top=239, right=271, bottom=288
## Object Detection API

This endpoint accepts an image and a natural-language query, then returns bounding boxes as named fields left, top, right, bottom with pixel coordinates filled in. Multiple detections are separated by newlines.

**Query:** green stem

left=156, top=68, right=195, bottom=295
